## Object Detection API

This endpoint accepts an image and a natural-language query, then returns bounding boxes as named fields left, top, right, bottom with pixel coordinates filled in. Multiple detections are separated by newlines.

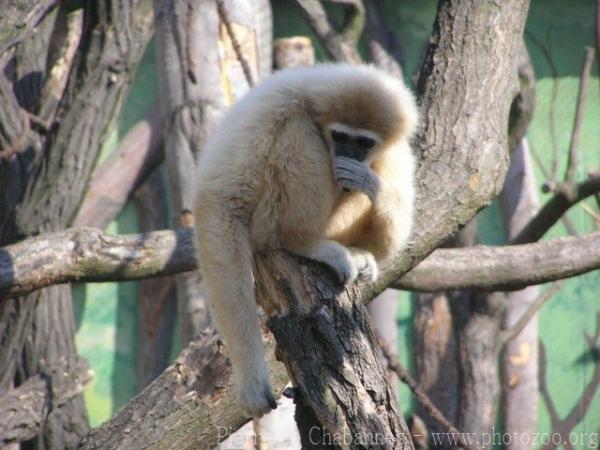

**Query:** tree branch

left=363, top=0, right=531, bottom=301
left=0, top=357, right=91, bottom=445
left=377, top=336, right=475, bottom=450
left=563, top=47, right=595, bottom=186
left=0, top=0, right=59, bottom=55
left=3, top=228, right=600, bottom=299
left=255, top=252, right=413, bottom=449
left=499, top=282, right=562, bottom=347
left=78, top=330, right=288, bottom=450
left=0, top=227, right=195, bottom=299
left=511, top=175, right=600, bottom=244
left=363, top=0, right=404, bottom=78
left=73, top=106, right=163, bottom=229
left=396, top=232, right=600, bottom=292
left=293, top=0, right=363, bottom=63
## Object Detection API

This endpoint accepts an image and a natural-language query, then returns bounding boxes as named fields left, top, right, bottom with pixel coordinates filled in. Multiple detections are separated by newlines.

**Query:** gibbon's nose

left=335, top=143, right=368, bottom=162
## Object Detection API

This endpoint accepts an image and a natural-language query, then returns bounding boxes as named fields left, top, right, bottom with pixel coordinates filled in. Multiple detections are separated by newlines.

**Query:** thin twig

left=528, top=140, right=552, bottom=181
left=579, top=202, right=600, bottom=225
left=524, top=30, right=560, bottom=178
left=376, top=335, right=477, bottom=450
left=564, top=47, right=595, bottom=186
left=499, top=282, right=562, bottom=347
left=293, top=0, right=363, bottom=63
left=538, top=314, right=600, bottom=450
left=215, top=0, right=254, bottom=87
left=596, top=0, right=600, bottom=85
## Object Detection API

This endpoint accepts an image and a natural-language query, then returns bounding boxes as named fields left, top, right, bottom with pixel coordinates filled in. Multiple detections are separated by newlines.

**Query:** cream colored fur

left=193, top=64, right=417, bottom=417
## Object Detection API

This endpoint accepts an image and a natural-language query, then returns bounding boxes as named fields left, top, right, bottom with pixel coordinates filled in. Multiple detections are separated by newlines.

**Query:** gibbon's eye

left=331, top=129, right=351, bottom=143
left=355, top=135, right=376, bottom=150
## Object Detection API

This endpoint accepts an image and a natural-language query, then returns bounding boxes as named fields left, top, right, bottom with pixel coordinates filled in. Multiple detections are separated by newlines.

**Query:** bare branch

left=78, top=331, right=288, bottom=449
left=0, top=227, right=195, bottom=299
left=256, top=252, right=413, bottom=450
left=0, top=74, right=31, bottom=161
left=511, top=175, right=600, bottom=244
left=499, top=282, right=562, bottom=347
left=363, top=0, right=404, bottom=78
left=501, top=137, right=541, bottom=448
left=2, top=228, right=600, bottom=299
left=395, top=232, right=600, bottom=292
left=538, top=315, right=600, bottom=450
left=0, top=0, right=59, bottom=55
left=563, top=47, right=595, bottom=186
left=216, top=0, right=255, bottom=87
left=293, top=0, right=363, bottom=63
left=37, top=8, right=83, bottom=127
left=377, top=336, right=476, bottom=450
left=73, top=106, right=163, bottom=229
left=364, top=0, right=530, bottom=301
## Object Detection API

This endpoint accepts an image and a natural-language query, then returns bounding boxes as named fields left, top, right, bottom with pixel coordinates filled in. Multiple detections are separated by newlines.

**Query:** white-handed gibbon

left=193, top=63, right=417, bottom=417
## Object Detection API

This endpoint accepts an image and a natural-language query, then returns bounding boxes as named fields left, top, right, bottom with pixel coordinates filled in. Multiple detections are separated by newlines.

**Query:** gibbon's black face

left=328, top=124, right=379, bottom=163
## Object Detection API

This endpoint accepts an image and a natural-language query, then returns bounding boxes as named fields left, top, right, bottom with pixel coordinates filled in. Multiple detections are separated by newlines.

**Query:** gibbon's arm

left=334, top=150, right=414, bottom=261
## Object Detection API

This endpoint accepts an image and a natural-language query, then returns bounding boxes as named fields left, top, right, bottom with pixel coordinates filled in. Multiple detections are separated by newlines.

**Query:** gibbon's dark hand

left=335, top=156, right=381, bottom=202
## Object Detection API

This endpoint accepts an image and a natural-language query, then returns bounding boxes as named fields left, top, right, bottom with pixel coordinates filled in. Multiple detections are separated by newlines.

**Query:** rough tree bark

left=413, top=290, right=459, bottom=444
left=0, top=2, right=154, bottom=448
left=77, top=331, right=288, bottom=450
left=153, top=0, right=272, bottom=344
left=1, top=0, right=532, bottom=447
left=133, top=170, right=178, bottom=389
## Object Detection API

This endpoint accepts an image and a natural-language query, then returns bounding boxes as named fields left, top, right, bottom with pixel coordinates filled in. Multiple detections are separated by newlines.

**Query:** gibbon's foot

left=296, top=240, right=359, bottom=285
left=335, top=156, right=381, bottom=202
left=350, top=249, right=379, bottom=283
left=236, top=370, right=278, bottom=418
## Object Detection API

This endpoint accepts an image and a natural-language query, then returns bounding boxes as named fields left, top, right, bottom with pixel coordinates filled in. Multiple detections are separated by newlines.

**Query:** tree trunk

left=413, top=291, right=459, bottom=444
left=153, top=0, right=272, bottom=344
left=501, top=141, right=540, bottom=450
left=133, top=170, right=178, bottom=389
left=0, top=1, right=154, bottom=448
left=368, top=290, right=400, bottom=391
left=256, top=252, right=415, bottom=450
left=500, top=41, right=538, bottom=449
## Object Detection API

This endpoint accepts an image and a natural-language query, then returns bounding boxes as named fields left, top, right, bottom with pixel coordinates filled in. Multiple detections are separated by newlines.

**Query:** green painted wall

left=74, top=1, right=600, bottom=444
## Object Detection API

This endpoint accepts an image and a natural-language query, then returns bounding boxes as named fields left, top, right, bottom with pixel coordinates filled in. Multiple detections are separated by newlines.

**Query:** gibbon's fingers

left=335, top=156, right=381, bottom=202
left=349, top=247, right=379, bottom=283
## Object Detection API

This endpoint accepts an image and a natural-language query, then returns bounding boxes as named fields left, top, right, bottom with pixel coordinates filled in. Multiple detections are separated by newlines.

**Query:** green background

left=73, top=0, right=600, bottom=444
